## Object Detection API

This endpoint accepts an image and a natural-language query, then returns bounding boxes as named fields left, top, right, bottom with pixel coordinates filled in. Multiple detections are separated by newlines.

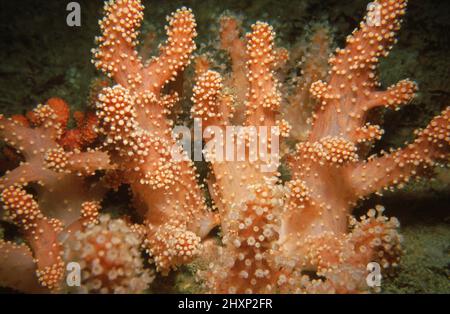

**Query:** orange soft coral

left=93, top=0, right=217, bottom=274
left=0, top=100, right=117, bottom=292
left=64, top=214, right=154, bottom=293
left=0, top=0, right=448, bottom=295
left=1, top=185, right=65, bottom=290
left=0, top=185, right=153, bottom=293
left=0, top=100, right=111, bottom=225
left=192, top=0, right=449, bottom=293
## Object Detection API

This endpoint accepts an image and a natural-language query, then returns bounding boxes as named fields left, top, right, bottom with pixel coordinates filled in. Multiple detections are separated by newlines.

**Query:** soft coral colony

left=0, top=0, right=448, bottom=293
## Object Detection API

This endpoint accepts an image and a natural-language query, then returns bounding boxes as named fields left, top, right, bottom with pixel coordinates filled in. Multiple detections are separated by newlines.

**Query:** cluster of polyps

left=64, top=214, right=154, bottom=293
left=191, top=0, right=448, bottom=293
left=0, top=98, right=140, bottom=292
left=93, top=0, right=217, bottom=274
left=0, top=0, right=448, bottom=294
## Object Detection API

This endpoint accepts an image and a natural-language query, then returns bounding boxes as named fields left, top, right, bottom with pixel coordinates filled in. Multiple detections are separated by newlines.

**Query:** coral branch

left=1, top=186, right=64, bottom=290
left=309, top=0, right=415, bottom=142
left=219, top=16, right=248, bottom=123
left=93, top=0, right=145, bottom=86
left=0, top=240, right=46, bottom=293
left=145, top=8, right=197, bottom=93
left=191, top=70, right=234, bottom=127
left=245, top=22, right=281, bottom=127
left=94, top=0, right=217, bottom=274
left=282, top=24, right=332, bottom=142
left=44, top=148, right=112, bottom=176
left=199, top=178, right=298, bottom=293
left=0, top=101, right=111, bottom=226
left=348, top=108, right=449, bottom=198
left=94, top=0, right=196, bottom=95
left=365, top=79, right=417, bottom=110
